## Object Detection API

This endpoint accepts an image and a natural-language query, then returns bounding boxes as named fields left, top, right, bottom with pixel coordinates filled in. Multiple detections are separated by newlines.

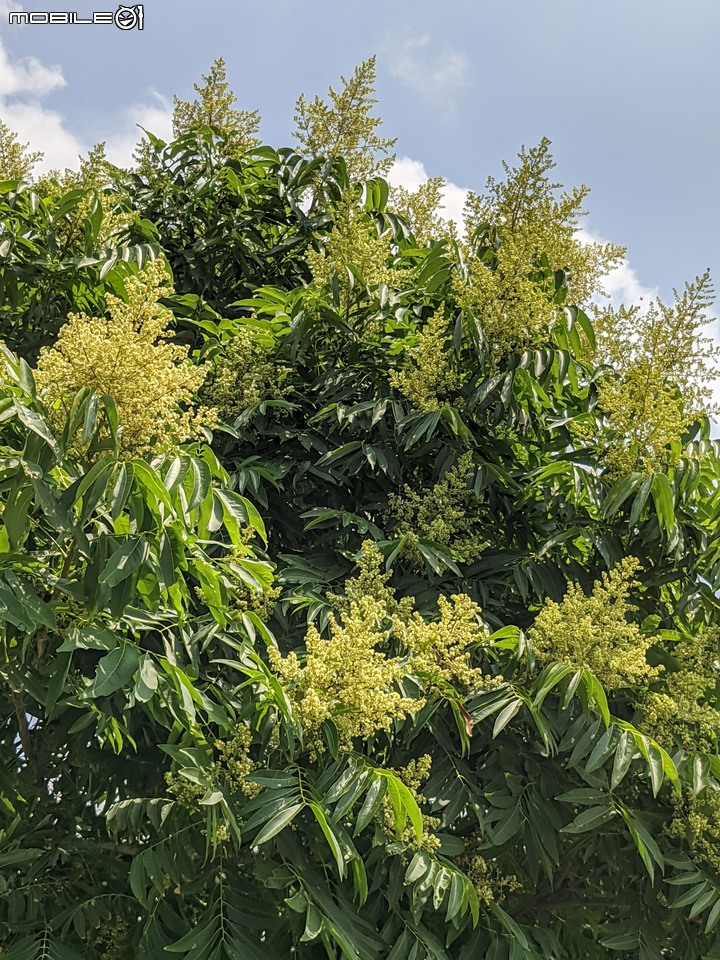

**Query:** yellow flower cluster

left=34, top=260, right=211, bottom=455
left=172, top=57, right=261, bottom=160
left=207, top=327, right=291, bottom=423
left=669, top=789, right=720, bottom=873
left=270, top=542, right=495, bottom=753
left=329, top=539, right=413, bottom=623
left=454, top=236, right=562, bottom=356
left=642, top=628, right=719, bottom=752
left=214, top=725, right=260, bottom=798
left=454, top=138, right=624, bottom=356
left=387, top=452, right=487, bottom=564
left=232, top=581, right=282, bottom=622
left=389, top=309, right=460, bottom=413
left=586, top=273, right=719, bottom=474
left=393, top=593, right=489, bottom=692
left=457, top=832, right=522, bottom=904
left=293, top=56, right=396, bottom=185
left=383, top=755, right=440, bottom=853
left=389, top=177, right=454, bottom=247
left=306, top=195, right=401, bottom=315
left=38, top=142, right=129, bottom=246
left=95, top=915, right=131, bottom=960
left=164, top=769, right=204, bottom=808
left=528, top=557, right=661, bottom=690
left=269, top=592, right=418, bottom=751
left=0, top=118, right=43, bottom=181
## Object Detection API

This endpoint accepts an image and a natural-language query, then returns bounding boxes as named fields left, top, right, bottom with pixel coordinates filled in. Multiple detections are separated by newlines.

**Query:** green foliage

left=124, top=133, right=345, bottom=325
left=0, top=119, right=43, bottom=182
left=2, top=61, right=720, bottom=960
left=171, top=57, right=261, bottom=159
left=294, top=56, right=396, bottom=184
left=0, top=178, right=154, bottom=358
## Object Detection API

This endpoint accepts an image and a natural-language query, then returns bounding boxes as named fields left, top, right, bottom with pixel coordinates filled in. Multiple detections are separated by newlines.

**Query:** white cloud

left=388, top=156, right=427, bottom=193
left=0, top=42, right=64, bottom=100
left=388, top=155, right=470, bottom=231
left=102, top=91, right=173, bottom=168
left=384, top=35, right=471, bottom=115
left=0, top=7, right=86, bottom=171
left=2, top=101, right=86, bottom=171
left=577, top=227, right=659, bottom=309
left=0, top=13, right=172, bottom=172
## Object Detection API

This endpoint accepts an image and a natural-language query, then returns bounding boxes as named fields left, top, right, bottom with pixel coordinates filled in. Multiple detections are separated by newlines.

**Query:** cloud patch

left=0, top=4, right=86, bottom=171
left=576, top=227, right=659, bottom=309
left=384, top=35, right=471, bottom=115
left=388, top=155, right=470, bottom=230
left=0, top=12, right=172, bottom=172
left=102, top=91, right=174, bottom=168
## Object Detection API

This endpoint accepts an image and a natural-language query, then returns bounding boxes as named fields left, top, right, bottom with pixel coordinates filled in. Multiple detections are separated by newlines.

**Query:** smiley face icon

left=114, top=4, right=144, bottom=30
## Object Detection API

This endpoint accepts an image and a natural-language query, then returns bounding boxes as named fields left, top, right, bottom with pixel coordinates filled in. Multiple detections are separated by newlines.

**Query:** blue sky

left=1, top=0, right=719, bottom=309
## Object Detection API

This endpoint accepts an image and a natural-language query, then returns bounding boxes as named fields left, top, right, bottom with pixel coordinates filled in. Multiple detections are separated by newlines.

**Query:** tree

left=0, top=175, right=155, bottom=359
left=294, top=56, right=396, bottom=184
left=0, top=119, right=43, bottom=182
left=36, top=142, right=130, bottom=248
left=172, top=57, right=261, bottom=158
left=134, top=58, right=260, bottom=176
left=2, top=64, right=720, bottom=960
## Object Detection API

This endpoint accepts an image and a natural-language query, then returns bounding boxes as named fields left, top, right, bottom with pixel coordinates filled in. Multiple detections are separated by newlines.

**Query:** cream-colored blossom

left=34, top=260, right=210, bottom=454
left=0, top=119, right=43, bottom=181
left=669, top=788, right=720, bottom=874
left=454, top=138, right=624, bottom=355
left=528, top=557, right=661, bottom=689
left=207, top=326, right=291, bottom=423
left=171, top=57, right=260, bottom=159
left=457, top=832, right=522, bottom=903
left=583, top=272, right=719, bottom=474
left=642, top=628, right=719, bottom=752
left=389, top=177, right=453, bottom=246
left=382, top=755, right=440, bottom=853
left=387, top=452, right=487, bottom=563
left=293, top=56, right=396, bottom=184
left=36, top=142, right=129, bottom=246
left=270, top=593, right=418, bottom=751
left=307, top=194, right=401, bottom=316
left=214, top=724, right=260, bottom=798
left=394, top=593, right=489, bottom=692
left=270, top=541, right=495, bottom=754
left=389, top=308, right=460, bottom=413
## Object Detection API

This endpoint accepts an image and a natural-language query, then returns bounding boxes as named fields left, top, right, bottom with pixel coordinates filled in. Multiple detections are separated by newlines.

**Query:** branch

left=10, top=692, right=44, bottom=787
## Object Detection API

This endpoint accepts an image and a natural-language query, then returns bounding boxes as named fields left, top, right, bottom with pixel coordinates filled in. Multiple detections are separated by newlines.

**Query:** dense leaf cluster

left=1, top=88, right=720, bottom=960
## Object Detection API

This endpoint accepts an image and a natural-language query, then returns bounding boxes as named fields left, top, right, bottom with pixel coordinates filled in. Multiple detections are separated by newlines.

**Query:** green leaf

left=309, top=801, right=345, bottom=876
left=300, top=903, right=324, bottom=942
left=14, top=402, right=61, bottom=458
left=582, top=670, right=610, bottom=726
left=85, top=644, right=140, bottom=698
left=611, top=730, right=637, bottom=790
left=99, top=537, right=149, bottom=586
left=110, top=462, right=133, bottom=519
left=134, top=654, right=159, bottom=702
left=560, top=805, right=615, bottom=834
left=354, top=776, right=387, bottom=835
left=255, top=802, right=304, bottom=844
left=57, top=624, right=119, bottom=652
left=651, top=472, right=676, bottom=537
left=492, top=698, right=522, bottom=737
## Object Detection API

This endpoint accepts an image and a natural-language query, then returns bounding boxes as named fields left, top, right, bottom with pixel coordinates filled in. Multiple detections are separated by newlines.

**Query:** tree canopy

left=1, top=59, right=720, bottom=960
